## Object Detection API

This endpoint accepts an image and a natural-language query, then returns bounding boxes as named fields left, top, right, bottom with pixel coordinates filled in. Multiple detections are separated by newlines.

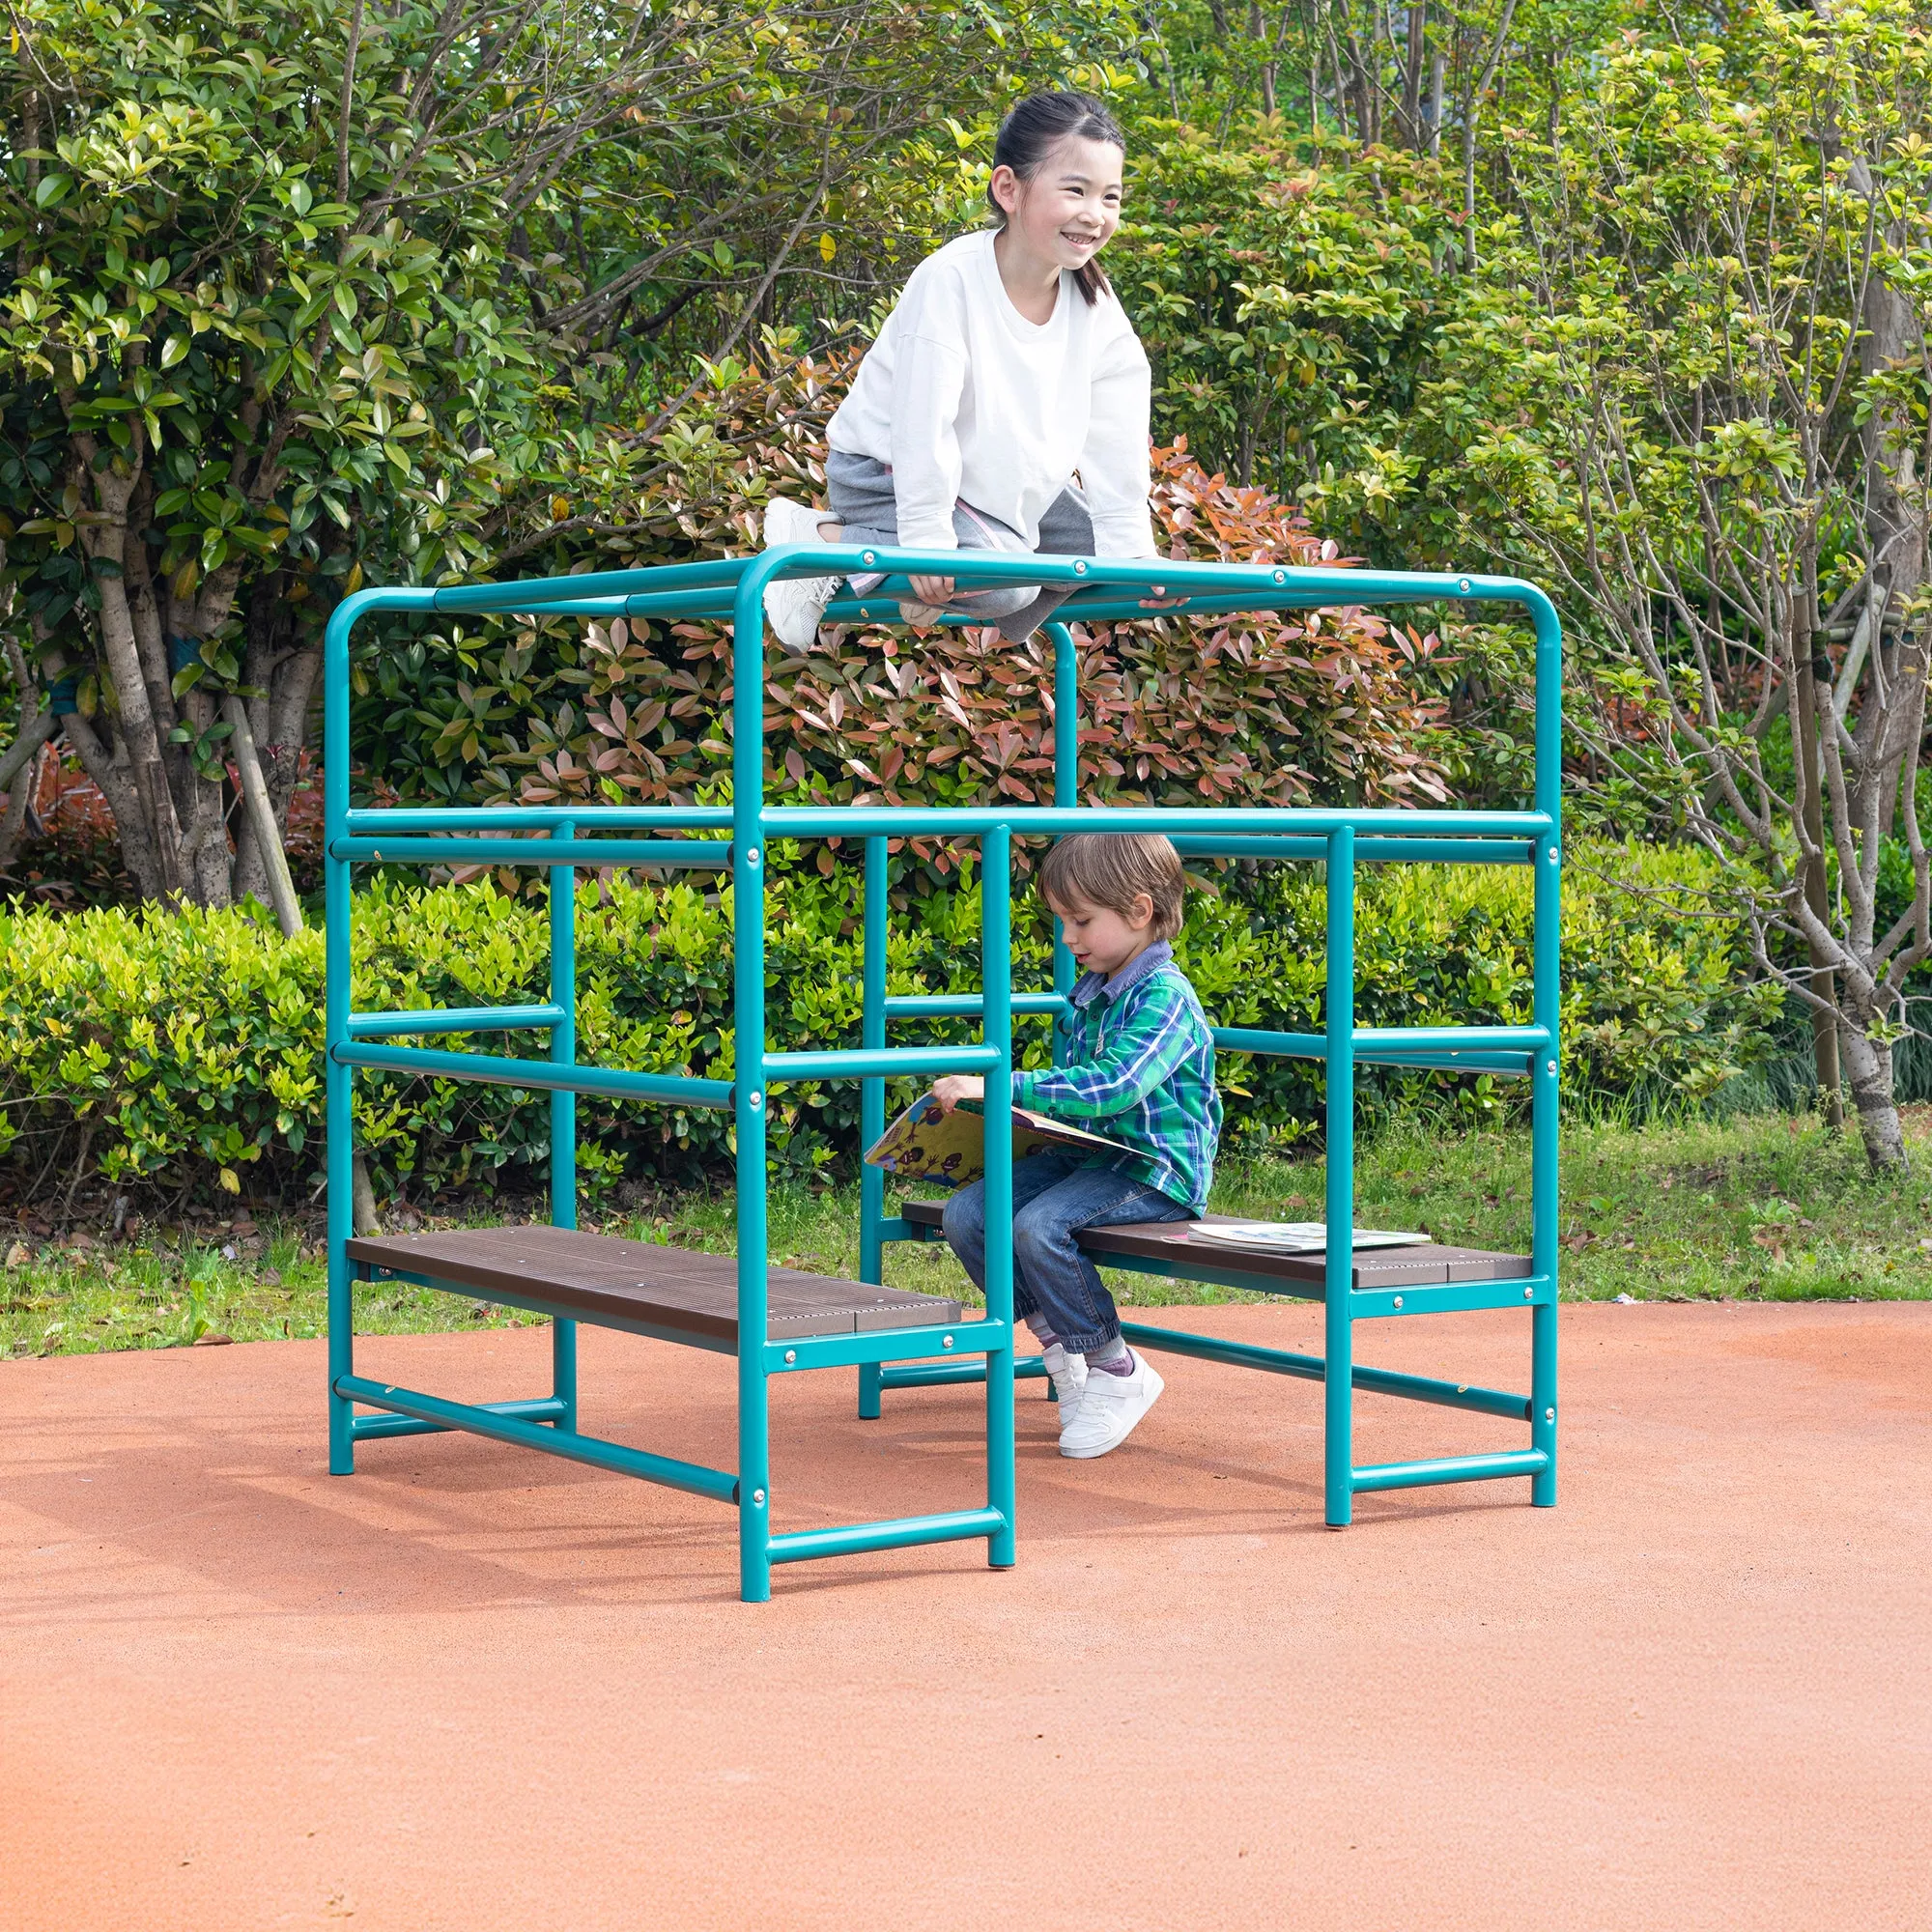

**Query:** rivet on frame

left=784, top=1350, right=797, bottom=1365
left=1544, top=1407, right=1555, bottom=1423
left=942, top=1334, right=955, bottom=1350
left=749, top=1091, right=763, bottom=1110
left=1458, top=578, right=1472, bottom=593
left=1392, top=1295, right=1404, bottom=1311
left=1523, top=1286, right=1535, bottom=1300
left=752, top=1489, right=766, bottom=1506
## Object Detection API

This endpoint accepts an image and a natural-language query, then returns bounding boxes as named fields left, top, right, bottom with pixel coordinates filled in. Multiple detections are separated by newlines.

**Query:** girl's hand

left=1138, top=582, right=1189, bottom=611
left=931, top=1074, right=984, bottom=1114
left=908, top=573, right=956, bottom=607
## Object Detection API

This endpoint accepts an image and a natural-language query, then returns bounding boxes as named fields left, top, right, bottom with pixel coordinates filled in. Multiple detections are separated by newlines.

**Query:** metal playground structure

left=324, top=542, right=1562, bottom=1603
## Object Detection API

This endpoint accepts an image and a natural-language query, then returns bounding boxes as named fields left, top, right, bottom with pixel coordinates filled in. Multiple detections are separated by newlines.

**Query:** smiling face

left=989, top=132, right=1124, bottom=280
left=1046, top=887, right=1156, bottom=982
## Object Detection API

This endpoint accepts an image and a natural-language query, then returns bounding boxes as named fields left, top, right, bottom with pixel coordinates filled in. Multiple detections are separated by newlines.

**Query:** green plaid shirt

left=1011, top=942, right=1221, bottom=1212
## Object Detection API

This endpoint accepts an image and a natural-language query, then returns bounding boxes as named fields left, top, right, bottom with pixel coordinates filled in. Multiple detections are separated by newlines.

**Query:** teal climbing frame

left=325, top=541, right=1562, bottom=1601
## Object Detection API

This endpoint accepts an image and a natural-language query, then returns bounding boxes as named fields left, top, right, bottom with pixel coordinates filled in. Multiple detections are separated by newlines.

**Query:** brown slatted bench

left=894, top=1199, right=1530, bottom=1296
left=347, top=1225, right=961, bottom=1349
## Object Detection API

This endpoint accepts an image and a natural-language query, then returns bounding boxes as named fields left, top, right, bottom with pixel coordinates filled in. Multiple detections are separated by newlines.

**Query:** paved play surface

left=3, top=1299, right=1928, bottom=1930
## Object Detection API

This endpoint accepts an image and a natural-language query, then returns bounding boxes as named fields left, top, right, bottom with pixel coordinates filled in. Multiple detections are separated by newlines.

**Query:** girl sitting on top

left=762, top=89, right=1175, bottom=643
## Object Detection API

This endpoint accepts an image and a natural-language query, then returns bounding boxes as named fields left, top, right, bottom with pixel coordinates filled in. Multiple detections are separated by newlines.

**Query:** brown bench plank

left=895, top=1199, right=1530, bottom=1291
left=347, top=1226, right=960, bottom=1349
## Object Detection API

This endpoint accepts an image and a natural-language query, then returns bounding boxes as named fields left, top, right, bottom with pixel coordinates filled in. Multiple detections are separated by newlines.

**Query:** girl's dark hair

left=986, top=91, right=1125, bottom=308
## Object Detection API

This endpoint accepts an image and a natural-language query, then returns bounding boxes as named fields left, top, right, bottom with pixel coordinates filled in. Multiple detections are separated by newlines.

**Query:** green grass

left=6, top=1107, right=1930, bottom=1362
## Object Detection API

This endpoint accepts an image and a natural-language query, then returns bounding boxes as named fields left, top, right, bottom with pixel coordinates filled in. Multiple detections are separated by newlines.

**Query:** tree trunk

left=1838, top=1024, right=1906, bottom=1171
left=1793, top=649, right=1846, bottom=1127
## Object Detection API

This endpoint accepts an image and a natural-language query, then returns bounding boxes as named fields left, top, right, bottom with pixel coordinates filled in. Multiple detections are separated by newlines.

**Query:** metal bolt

left=858, top=606, right=870, bottom=619
left=1392, top=1295, right=1404, bottom=1310
left=942, top=1334, right=955, bottom=1350
left=749, top=1091, right=763, bottom=1110
left=1458, top=577, right=1472, bottom=593
left=372, top=849, right=383, bottom=862
left=752, top=1488, right=766, bottom=1506
left=783, top=1350, right=796, bottom=1364
left=1547, top=846, right=1560, bottom=864
left=1547, top=1060, right=1557, bottom=1076
left=1073, top=560, right=1087, bottom=574
left=862, top=551, right=876, bottom=565
left=1273, top=569, right=1287, bottom=583
left=746, top=847, right=760, bottom=867
left=1523, top=1286, right=1535, bottom=1300
left=1544, top=1406, right=1555, bottom=1423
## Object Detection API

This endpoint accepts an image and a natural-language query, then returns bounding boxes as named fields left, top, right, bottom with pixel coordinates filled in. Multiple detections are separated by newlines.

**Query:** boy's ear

left=1129, top=892, right=1156, bottom=931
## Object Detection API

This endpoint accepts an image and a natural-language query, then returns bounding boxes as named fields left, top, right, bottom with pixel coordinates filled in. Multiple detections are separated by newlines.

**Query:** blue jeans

left=941, top=1151, right=1195, bottom=1355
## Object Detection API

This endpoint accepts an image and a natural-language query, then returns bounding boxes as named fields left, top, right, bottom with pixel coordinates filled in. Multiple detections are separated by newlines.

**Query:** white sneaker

left=1041, top=1342, right=1087, bottom=1419
left=1059, top=1351, right=1164, bottom=1459
left=761, top=498, right=838, bottom=646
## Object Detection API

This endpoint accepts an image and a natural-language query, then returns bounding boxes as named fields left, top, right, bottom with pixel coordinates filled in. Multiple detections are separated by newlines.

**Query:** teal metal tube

left=350, top=1396, right=567, bottom=1439
left=550, top=820, right=579, bottom=1433
left=764, top=1045, right=1001, bottom=1081
left=1529, top=588, right=1563, bottom=1508
left=347, top=1004, right=566, bottom=1038
left=330, top=837, right=730, bottom=867
left=431, top=554, right=752, bottom=611
left=1048, top=622, right=1079, bottom=1056
left=1117, top=1322, right=1531, bottom=1419
left=769, top=805, right=1549, bottom=839
left=1169, top=836, right=1533, bottom=865
left=767, top=1507, right=1008, bottom=1566
left=331, top=1041, right=732, bottom=1109
left=884, top=993, right=1067, bottom=1018
left=982, top=822, right=1017, bottom=1569
left=858, top=835, right=889, bottom=1422
left=734, top=561, right=775, bottom=1604
left=1211, top=1027, right=1530, bottom=1077
left=764, top=1318, right=1011, bottom=1377
left=879, top=1355, right=1051, bottom=1389
left=1324, top=825, right=1356, bottom=1528
left=347, top=806, right=733, bottom=833
left=335, top=1374, right=739, bottom=1501
left=1351, top=1449, right=1550, bottom=1494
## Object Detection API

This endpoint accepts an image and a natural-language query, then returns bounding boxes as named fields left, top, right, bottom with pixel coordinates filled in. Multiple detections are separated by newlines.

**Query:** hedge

left=0, top=841, right=1781, bottom=1208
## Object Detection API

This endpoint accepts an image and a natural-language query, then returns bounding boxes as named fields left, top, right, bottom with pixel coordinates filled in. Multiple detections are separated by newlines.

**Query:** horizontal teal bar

left=334, top=1374, right=738, bottom=1501
left=764, top=1045, right=1002, bottom=1081
left=1170, top=836, right=1534, bottom=865
left=1210, top=1028, right=1532, bottom=1077
left=767, top=1506, right=1008, bottom=1566
left=1351, top=1449, right=1549, bottom=1493
left=877, top=1354, right=1052, bottom=1389
left=763, top=1318, right=1010, bottom=1375
left=332, top=1040, right=733, bottom=1109
left=331, top=837, right=730, bottom=867
left=432, top=554, right=751, bottom=612
left=1357, top=1025, right=1549, bottom=1051
left=347, top=1004, right=566, bottom=1038
left=1352, top=1275, right=1548, bottom=1319
left=345, top=807, right=734, bottom=833
left=349, top=1395, right=567, bottom=1438
left=884, top=993, right=1068, bottom=1017
left=768, top=806, right=1550, bottom=838
left=1117, top=1322, right=1530, bottom=1419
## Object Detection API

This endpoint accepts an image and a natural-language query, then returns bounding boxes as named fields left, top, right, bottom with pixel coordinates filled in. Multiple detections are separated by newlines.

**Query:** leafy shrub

left=0, top=841, right=1780, bottom=1208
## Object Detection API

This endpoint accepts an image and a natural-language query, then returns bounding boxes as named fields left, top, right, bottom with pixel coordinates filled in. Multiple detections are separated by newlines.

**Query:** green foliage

left=0, top=842, right=1779, bottom=1207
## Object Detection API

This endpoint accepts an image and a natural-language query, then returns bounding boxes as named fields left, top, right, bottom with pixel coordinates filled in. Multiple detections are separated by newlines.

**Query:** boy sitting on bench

left=932, top=835, right=1222, bottom=1458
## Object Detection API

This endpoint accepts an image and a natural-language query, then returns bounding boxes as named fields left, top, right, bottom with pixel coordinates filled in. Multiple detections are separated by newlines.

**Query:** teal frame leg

left=325, top=599, right=355, bottom=1476
left=550, top=818, right=580, bottom=1431
left=1530, top=597, right=1563, bottom=1504
left=734, top=567, right=773, bottom=1603
left=981, top=823, right=1017, bottom=1567
left=1323, top=824, right=1356, bottom=1527
left=858, top=833, right=888, bottom=1421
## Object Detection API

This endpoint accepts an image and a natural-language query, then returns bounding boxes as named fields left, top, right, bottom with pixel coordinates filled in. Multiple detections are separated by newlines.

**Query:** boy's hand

left=908, top=573, right=956, bottom=607
left=931, top=1075, right=984, bottom=1114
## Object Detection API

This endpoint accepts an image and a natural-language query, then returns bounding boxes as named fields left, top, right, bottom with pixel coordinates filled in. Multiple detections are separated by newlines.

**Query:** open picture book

left=863, top=1094, right=1122, bottom=1188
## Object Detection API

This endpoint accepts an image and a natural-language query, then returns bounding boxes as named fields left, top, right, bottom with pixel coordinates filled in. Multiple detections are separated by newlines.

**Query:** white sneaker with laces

left=1059, top=1350, right=1164, bottom=1459
left=1041, top=1342, right=1087, bottom=1419
left=761, top=498, right=838, bottom=646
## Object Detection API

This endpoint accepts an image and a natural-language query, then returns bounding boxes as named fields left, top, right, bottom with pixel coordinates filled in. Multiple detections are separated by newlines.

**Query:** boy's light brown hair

left=1038, top=834, right=1187, bottom=943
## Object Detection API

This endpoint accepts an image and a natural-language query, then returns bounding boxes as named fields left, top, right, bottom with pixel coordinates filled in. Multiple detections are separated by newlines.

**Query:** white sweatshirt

left=827, top=229, right=1156, bottom=558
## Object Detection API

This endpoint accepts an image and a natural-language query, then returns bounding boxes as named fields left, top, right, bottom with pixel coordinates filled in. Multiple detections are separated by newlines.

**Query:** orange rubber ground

left=4, top=1300, right=1928, bottom=1930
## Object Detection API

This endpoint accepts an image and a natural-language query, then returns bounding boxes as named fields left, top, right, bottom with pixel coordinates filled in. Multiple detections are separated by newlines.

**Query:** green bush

left=0, top=841, right=1780, bottom=1208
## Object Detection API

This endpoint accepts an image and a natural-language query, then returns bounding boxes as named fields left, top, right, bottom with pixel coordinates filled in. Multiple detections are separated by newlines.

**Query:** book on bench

left=864, top=1094, right=1122, bottom=1188
left=1184, top=1221, right=1431, bottom=1255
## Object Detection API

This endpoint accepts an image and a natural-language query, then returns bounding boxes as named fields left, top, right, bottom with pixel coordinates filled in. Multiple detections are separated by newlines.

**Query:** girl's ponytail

left=986, top=91, right=1125, bottom=308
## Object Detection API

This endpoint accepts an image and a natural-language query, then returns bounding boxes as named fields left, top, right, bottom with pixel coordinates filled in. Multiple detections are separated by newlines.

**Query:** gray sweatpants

left=825, top=450, right=1094, bottom=642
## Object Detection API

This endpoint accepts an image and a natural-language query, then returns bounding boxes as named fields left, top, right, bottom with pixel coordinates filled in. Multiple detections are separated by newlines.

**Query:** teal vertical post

left=1047, top=622, right=1079, bottom=1058
left=324, top=597, right=359, bottom=1476
left=1322, top=824, right=1356, bottom=1527
left=981, top=822, right=1017, bottom=1568
left=550, top=818, right=579, bottom=1431
left=857, top=834, right=889, bottom=1420
left=1528, top=591, right=1563, bottom=1506
left=733, top=566, right=774, bottom=1603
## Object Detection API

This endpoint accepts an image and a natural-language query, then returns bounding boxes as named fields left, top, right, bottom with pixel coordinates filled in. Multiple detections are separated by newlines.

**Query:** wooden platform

left=347, top=1225, right=961, bottom=1349
left=895, top=1199, right=1531, bottom=1290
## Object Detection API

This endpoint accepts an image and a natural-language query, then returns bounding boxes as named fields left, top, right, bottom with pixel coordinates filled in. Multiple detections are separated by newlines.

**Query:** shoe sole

left=762, top=501, right=835, bottom=645
left=1059, top=1363, right=1164, bottom=1459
